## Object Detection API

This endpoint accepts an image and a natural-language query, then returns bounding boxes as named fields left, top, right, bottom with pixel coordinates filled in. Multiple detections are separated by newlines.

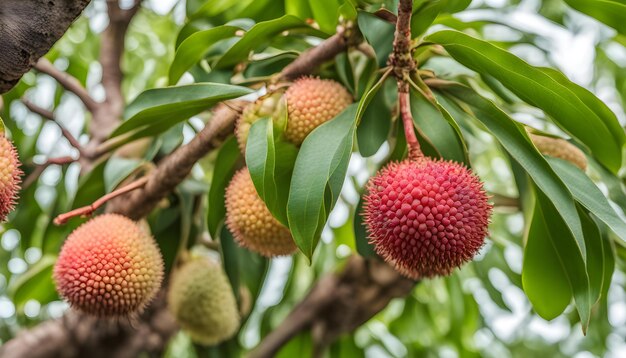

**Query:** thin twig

left=54, top=176, right=149, bottom=225
left=34, top=58, right=98, bottom=112
left=278, top=30, right=352, bottom=81
left=391, top=0, right=421, bottom=159
left=22, top=156, right=76, bottom=190
left=22, top=99, right=85, bottom=156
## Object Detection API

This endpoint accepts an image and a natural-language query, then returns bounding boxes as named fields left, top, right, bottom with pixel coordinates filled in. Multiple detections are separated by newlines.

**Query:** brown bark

left=250, top=256, right=416, bottom=358
left=0, top=0, right=91, bottom=93
left=0, top=292, right=177, bottom=358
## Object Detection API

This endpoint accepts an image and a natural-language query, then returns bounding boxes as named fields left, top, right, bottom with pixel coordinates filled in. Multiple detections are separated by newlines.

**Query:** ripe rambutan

left=225, top=168, right=296, bottom=257
left=0, top=135, right=21, bottom=222
left=284, top=77, right=352, bottom=145
left=364, top=159, right=491, bottom=278
left=54, top=214, right=164, bottom=317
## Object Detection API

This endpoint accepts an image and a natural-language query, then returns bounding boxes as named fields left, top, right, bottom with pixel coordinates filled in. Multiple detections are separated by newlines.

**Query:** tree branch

left=250, top=256, right=416, bottom=358
left=0, top=0, right=92, bottom=93
left=108, top=28, right=356, bottom=219
left=54, top=176, right=149, bottom=225
left=278, top=31, right=351, bottom=82
left=22, top=156, right=76, bottom=190
left=87, top=0, right=140, bottom=153
left=22, top=99, right=86, bottom=156
left=0, top=291, right=177, bottom=358
left=2, top=15, right=357, bottom=357
left=34, top=58, right=98, bottom=112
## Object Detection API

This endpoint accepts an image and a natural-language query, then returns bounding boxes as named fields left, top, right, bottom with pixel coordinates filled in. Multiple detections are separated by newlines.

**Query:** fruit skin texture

left=364, top=159, right=492, bottom=279
left=284, top=77, right=352, bottom=145
left=168, top=258, right=240, bottom=345
left=225, top=168, right=296, bottom=257
left=54, top=214, right=164, bottom=317
left=529, top=133, right=587, bottom=171
left=0, top=136, right=21, bottom=222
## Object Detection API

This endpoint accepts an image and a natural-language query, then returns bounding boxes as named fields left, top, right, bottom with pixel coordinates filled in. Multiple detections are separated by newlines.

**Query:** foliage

left=1, top=0, right=626, bottom=356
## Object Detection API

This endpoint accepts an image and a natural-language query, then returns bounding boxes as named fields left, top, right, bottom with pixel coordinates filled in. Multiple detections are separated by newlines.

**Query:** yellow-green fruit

left=530, top=133, right=587, bottom=170
left=0, top=135, right=21, bottom=222
left=235, top=95, right=280, bottom=154
left=168, top=258, right=240, bottom=345
left=225, top=168, right=296, bottom=257
left=284, top=77, right=353, bottom=145
left=54, top=214, right=164, bottom=317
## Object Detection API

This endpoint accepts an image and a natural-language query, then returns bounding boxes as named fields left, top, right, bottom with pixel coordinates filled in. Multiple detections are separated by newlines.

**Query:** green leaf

left=442, top=85, right=585, bottom=257
left=522, top=198, right=572, bottom=320
left=588, top=158, right=626, bottom=210
left=357, top=79, right=392, bottom=157
left=220, top=225, right=241, bottom=300
left=410, top=89, right=467, bottom=163
left=579, top=208, right=606, bottom=305
left=563, top=0, right=626, bottom=36
left=354, top=197, right=376, bottom=257
left=246, top=117, right=299, bottom=226
left=214, top=15, right=312, bottom=69
left=427, top=30, right=623, bottom=172
left=286, top=0, right=313, bottom=19
left=103, top=157, right=142, bottom=192
left=207, top=136, right=241, bottom=238
left=287, top=104, right=358, bottom=260
left=169, top=26, right=240, bottom=85
left=308, top=0, right=340, bottom=34
left=598, top=222, right=616, bottom=299
left=539, top=67, right=625, bottom=151
left=339, top=1, right=358, bottom=20
left=535, top=190, right=591, bottom=330
left=412, top=1, right=445, bottom=37
left=547, top=157, right=626, bottom=245
left=9, top=255, right=58, bottom=308
left=110, top=83, right=252, bottom=140
left=357, top=12, right=395, bottom=67
left=412, top=0, right=472, bottom=37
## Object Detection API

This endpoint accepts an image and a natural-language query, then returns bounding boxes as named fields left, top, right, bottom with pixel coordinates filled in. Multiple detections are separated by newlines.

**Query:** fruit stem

left=391, top=0, right=423, bottom=160
left=399, top=91, right=422, bottom=160
left=53, top=176, right=149, bottom=225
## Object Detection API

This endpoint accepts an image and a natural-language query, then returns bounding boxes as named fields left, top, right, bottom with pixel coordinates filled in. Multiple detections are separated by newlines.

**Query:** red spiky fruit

left=0, top=135, right=21, bottom=222
left=225, top=168, right=296, bottom=257
left=284, top=77, right=352, bottom=145
left=54, top=214, right=164, bottom=317
left=364, top=159, right=492, bottom=279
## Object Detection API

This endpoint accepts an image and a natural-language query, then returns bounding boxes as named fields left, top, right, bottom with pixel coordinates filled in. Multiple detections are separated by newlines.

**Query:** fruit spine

left=54, top=214, right=164, bottom=317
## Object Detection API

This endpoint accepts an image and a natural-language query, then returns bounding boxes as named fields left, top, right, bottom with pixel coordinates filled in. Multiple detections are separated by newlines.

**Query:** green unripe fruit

left=168, top=258, right=240, bottom=345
